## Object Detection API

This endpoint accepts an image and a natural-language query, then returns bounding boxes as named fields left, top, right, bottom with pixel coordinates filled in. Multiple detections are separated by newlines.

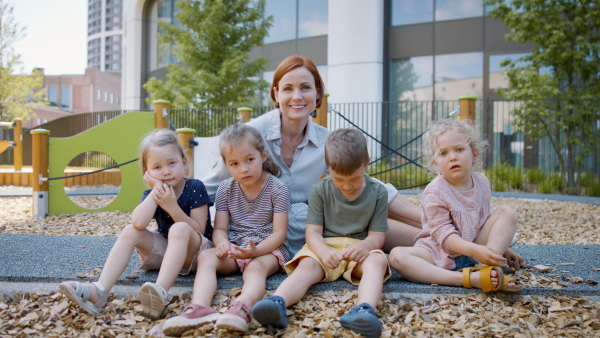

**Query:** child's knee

left=388, top=247, right=410, bottom=270
left=496, top=205, right=518, bottom=226
left=167, top=222, right=192, bottom=238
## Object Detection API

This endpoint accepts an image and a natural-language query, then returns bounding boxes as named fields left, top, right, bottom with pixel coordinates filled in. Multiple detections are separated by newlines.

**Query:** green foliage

left=526, top=168, right=546, bottom=184
left=368, top=161, right=434, bottom=190
left=0, top=0, right=46, bottom=122
left=484, top=0, right=600, bottom=187
left=579, top=172, right=600, bottom=197
left=485, top=162, right=525, bottom=190
left=144, top=0, right=272, bottom=108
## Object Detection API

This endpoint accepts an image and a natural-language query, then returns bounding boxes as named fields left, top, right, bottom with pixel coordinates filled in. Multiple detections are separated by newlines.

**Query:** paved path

left=1, top=190, right=599, bottom=298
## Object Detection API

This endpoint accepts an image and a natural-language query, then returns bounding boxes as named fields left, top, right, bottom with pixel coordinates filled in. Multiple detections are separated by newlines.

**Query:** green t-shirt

left=306, top=174, right=389, bottom=239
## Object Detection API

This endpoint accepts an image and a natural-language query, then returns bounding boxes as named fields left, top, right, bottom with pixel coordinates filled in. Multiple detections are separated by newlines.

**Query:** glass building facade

left=87, top=0, right=123, bottom=72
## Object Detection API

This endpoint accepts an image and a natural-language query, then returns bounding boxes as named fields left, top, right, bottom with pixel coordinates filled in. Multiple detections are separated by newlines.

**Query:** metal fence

left=2, top=99, right=598, bottom=195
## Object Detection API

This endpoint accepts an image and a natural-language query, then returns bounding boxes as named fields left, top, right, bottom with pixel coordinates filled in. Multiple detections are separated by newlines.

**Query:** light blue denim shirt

left=201, top=109, right=330, bottom=256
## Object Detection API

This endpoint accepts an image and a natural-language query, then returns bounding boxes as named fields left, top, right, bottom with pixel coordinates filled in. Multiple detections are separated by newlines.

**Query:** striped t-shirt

left=215, top=174, right=291, bottom=261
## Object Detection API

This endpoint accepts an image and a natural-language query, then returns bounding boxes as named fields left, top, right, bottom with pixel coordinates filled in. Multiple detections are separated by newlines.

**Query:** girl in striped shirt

left=163, top=123, right=291, bottom=336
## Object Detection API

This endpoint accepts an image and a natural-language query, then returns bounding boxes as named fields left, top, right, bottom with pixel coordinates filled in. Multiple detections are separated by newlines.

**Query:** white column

left=327, top=0, right=384, bottom=104
left=122, top=0, right=147, bottom=110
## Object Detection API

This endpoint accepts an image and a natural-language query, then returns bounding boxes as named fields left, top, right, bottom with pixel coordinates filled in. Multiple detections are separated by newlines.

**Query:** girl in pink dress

left=389, top=119, right=522, bottom=292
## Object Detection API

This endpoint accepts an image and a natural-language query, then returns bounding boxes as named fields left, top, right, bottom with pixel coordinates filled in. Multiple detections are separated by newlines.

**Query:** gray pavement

left=1, top=190, right=599, bottom=299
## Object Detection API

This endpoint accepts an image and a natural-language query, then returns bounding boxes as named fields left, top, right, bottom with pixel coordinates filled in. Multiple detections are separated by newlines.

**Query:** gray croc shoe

left=59, top=281, right=108, bottom=315
left=138, top=282, right=168, bottom=320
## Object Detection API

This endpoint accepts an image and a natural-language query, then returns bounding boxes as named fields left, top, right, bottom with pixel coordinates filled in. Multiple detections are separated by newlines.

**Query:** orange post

left=458, top=96, right=477, bottom=122
left=177, top=128, right=196, bottom=178
left=154, top=100, right=170, bottom=129
left=312, top=93, right=329, bottom=128
left=238, top=107, right=252, bottom=123
left=14, top=118, right=22, bottom=171
left=31, top=129, right=50, bottom=218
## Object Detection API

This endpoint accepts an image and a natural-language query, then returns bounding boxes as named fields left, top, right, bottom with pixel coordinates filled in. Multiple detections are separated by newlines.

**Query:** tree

left=485, top=0, right=600, bottom=189
left=0, top=0, right=45, bottom=122
left=144, top=0, right=272, bottom=109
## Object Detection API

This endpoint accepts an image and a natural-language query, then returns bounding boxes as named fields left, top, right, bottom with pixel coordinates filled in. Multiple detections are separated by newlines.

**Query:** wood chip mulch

left=1, top=186, right=599, bottom=337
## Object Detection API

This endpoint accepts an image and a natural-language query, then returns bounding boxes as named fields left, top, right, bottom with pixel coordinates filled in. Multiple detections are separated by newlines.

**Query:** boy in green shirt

left=252, top=128, right=390, bottom=338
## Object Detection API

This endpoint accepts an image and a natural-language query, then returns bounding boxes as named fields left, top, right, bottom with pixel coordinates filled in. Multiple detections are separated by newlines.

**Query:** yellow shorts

left=284, top=237, right=391, bottom=286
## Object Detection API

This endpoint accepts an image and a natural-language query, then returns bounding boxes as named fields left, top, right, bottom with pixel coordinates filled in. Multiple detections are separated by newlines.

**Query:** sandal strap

left=92, top=282, right=106, bottom=296
left=460, top=267, right=474, bottom=288
left=75, top=281, right=90, bottom=302
left=479, top=266, right=503, bottom=292
left=228, top=301, right=252, bottom=323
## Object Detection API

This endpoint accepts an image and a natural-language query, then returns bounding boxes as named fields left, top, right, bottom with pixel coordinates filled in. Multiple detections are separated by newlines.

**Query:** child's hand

left=342, top=242, right=370, bottom=263
left=504, top=248, right=524, bottom=270
left=321, top=247, right=344, bottom=270
left=472, top=245, right=509, bottom=268
left=143, top=171, right=162, bottom=188
left=215, top=242, right=232, bottom=258
left=227, top=239, right=258, bottom=260
left=151, top=183, right=178, bottom=211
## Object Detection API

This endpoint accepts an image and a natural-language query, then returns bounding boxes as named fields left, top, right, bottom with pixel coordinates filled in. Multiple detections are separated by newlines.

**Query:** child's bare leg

left=235, top=255, right=280, bottom=308
left=189, top=249, right=238, bottom=307
left=388, top=194, right=422, bottom=227
left=475, top=205, right=518, bottom=255
left=353, top=253, right=388, bottom=307
left=155, top=222, right=202, bottom=290
left=273, top=257, right=324, bottom=306
left=70, top=224, right=154, bottom=302
left=383, top=219, right=422, bottom=252
left=389, top=247, right=501, bottom=289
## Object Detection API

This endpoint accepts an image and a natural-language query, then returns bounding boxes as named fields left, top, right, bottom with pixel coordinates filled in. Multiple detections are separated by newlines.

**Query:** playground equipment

left=30, top=101, right=190, bottom=218
left=0, top=119, right=23, bottom=171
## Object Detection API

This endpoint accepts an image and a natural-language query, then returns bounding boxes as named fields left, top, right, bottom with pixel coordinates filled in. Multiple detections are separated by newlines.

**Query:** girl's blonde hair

left=219, top=123, right=281, bottom=177
left=139, top=129, right=188, bottom=175
left=422, top=119, right=488, bottom=174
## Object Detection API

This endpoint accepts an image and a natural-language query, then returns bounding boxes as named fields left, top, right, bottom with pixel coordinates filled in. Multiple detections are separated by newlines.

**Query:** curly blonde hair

left=422, top=119, right=488, bottom=174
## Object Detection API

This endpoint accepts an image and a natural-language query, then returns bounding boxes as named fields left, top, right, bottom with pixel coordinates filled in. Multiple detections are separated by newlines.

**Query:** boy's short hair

left=324, top=128, right=370, bottom=175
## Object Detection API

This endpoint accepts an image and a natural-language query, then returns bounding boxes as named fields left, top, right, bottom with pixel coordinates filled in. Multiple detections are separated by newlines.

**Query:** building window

left=110, top=93, right=114, bottom=104
left=264, top=0, right=297, bottom=43
left=104, top=92, right=108, bottom=102
left=97, top=89, right=102, bottom=100
left=391, top=0, right=433, bottom=26
left=298, top=0, right=328, bottom=38
left=61, top=86, right=71, bottom=108
left=435, top=0, right=484, bottom=21
left=434, top=52, right=483, bottom=100
left=390, top=56, right=433, bottom=101
left=489, top=53, right=530, bottom=90
left=48, top=86, right=57, bottom=106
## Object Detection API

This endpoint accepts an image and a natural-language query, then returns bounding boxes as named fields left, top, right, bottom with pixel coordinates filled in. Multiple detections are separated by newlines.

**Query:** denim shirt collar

left=265, top=109, right=322, bottom=148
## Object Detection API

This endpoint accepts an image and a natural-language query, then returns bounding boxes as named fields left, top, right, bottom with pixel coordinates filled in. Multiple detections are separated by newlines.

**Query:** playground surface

left=1, top=188, right=599, bottom=337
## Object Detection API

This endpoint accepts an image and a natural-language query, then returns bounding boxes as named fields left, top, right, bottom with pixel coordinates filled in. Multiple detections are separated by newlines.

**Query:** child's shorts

left=235, top=248, right=288, bottom=273
left=284, top=237, right=392, bottom=286
left=452, top=255, right=479, bottom=271
left=137, top=230, right=213, bottom=275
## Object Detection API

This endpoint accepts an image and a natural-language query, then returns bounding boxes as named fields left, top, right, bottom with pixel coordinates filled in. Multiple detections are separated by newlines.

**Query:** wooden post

left=458, top=96, right=477, bottom=122
left=312, top=93, right=329, bottom=128
left=153, top=100, right=170, bottom=129
left=31, top=129, right=50, bottom=218
left=177, top=128, right=196, bottom=178
left=238, top=107, right=252, bottom=123
left=13, top=118, right=22, bottom=171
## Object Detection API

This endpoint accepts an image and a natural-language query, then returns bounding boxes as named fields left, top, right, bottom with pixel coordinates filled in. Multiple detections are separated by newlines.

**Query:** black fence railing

left=1, top=99, right=598, bottom=196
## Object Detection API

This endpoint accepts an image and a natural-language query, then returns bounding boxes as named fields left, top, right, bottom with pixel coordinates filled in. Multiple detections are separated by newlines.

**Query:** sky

left=11, top=0, right=87, bottom=75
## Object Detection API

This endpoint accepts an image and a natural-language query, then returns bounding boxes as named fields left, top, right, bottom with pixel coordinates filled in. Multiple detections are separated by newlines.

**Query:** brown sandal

left=461, top=266, right=523, bottom=292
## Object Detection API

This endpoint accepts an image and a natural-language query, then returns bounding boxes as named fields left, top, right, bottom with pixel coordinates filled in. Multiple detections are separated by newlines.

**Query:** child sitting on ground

left=60, top=129, right=214, bottom=319
left=388, top=119, right=523, bottom=292
left=252, top=128, right=391, bottom=338
left=162, top=123, right=290, bottom=336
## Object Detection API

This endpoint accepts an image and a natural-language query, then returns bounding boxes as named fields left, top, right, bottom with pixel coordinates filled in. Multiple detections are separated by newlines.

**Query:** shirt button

left=471, top=204, right=475, bottom=208
left=467, top=192, right=471, bottom=196
left=294, top=157, right=298, bottom=161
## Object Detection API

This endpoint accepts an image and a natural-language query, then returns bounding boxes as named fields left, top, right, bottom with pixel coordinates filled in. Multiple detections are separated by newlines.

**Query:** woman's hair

left=219, top=123, right=281, bottom=177
left=422, top=119, right=488, bottom=174
left=270, top=55, right=325, bottom=109
left=139, top=128, right=188, bottom=174
left=324, top=128, right=370, bottom=176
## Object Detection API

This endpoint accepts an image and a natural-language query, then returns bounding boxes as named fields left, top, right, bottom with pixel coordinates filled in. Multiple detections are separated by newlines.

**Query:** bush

left=526, top=168, right=546, bottom=184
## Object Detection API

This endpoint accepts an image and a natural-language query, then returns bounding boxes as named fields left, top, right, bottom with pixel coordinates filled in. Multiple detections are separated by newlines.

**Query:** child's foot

left=340, top=303, right=382, bottom=338
left=59, top=281, right=108, bottom=315
left=462, top=266, right=522, bottom=292
left=252, top=295, right=288, bottom=329
left=215, top=300, right=252, bottom=332
left=138, top=282, right=168, bottom=320
left=162, top=303, right=220, bottom=337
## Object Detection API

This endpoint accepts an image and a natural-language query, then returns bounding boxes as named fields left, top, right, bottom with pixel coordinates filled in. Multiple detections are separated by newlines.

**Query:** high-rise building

left=87, top=0, right=123, bottom=73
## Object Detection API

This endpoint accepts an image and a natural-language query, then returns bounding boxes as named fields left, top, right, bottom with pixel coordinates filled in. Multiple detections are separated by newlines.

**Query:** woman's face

left=274, top=66, right=319, bottom=123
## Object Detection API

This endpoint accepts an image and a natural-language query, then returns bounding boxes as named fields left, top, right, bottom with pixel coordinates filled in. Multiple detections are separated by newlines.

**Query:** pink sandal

left=162, top=303, right=220, bottom=337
